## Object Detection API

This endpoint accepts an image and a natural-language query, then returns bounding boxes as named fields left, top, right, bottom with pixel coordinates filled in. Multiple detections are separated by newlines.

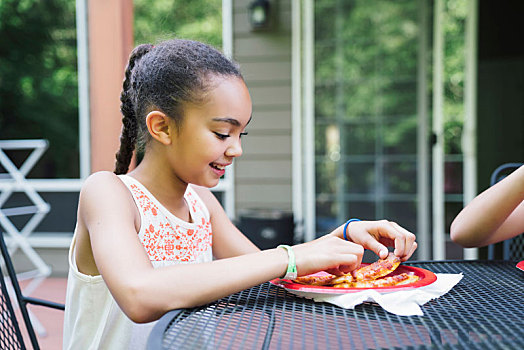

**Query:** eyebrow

left=212, top=116, right=252, bottom=127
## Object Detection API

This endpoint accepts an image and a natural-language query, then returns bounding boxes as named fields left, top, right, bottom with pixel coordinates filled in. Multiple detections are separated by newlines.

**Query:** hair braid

left=114, top=44, right=154, bottom=174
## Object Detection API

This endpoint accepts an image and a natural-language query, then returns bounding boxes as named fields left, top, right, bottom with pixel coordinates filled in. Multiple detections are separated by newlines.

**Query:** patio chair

left=487, top=162, right=524, bottom=260
left=0, top=229, right=65, bottom=350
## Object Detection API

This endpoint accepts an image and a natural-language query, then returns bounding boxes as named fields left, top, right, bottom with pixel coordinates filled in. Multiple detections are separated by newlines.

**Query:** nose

left=225, top=138, right=243, bottom=158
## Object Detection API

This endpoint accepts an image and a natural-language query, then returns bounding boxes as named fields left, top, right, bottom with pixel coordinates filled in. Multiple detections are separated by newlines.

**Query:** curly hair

left=114, top=39, right=243, bottom=175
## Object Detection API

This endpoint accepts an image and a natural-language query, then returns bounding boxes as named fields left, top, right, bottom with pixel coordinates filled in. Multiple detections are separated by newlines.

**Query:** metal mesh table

left=148, top=261, right=524, bottom=349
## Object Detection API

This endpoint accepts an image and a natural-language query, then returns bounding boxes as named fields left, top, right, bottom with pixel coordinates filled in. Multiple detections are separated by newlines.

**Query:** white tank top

left=63, top=175, right=213, bottom=349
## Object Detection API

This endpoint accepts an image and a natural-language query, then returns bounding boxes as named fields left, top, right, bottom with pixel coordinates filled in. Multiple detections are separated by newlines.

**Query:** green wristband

left=278, top=244, right=297, bottom=280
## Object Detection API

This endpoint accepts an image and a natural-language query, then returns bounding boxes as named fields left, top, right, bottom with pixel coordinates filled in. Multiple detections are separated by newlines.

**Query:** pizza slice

left=295, top=270, right=356, bottom=286
left=293, top=274, right=336, bottom=286
left=332, top=272, right=419, bottom=288
left=292, top=253, right=420, bottom=289
left=330, top=273, right=354, bottom=285
left=392, top=273, right=420, bottom=286
left=353, top=252, right=401, bottom=281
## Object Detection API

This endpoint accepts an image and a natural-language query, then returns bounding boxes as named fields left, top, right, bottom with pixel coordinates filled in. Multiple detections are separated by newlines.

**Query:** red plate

left=517, top=260, right=524, bottom=272
left=270, top=265, right=437, bottom=295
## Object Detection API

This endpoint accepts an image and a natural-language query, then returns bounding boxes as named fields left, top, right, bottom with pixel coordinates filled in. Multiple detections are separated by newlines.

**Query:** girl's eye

left=214, top=132, right=230, bottom=140
left=240, top=132, right=248, bottom=138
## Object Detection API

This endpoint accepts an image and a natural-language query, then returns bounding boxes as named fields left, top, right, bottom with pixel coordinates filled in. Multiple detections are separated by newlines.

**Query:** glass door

left=307, top=0, right=431, bottom=259
left=299, top=0, right=475, bottom=260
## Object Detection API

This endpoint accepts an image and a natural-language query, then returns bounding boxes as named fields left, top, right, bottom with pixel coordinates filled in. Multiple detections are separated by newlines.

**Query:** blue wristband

left=343, top=218, right=361, bottom=241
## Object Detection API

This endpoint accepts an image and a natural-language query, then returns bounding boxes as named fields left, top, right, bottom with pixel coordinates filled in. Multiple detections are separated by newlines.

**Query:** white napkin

left=299, top=273, right=463, bottom=316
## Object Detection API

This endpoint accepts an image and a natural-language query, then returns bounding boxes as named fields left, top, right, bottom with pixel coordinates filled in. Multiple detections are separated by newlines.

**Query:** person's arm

left=81, top=172, right=417, bottom=324
left=80, top=172, right=365, bottom=323
left=195, top=185, right=417, bottom=263
left=450, top=165, right=524, bottom=247
left=192, top=185, right=260, bottom=259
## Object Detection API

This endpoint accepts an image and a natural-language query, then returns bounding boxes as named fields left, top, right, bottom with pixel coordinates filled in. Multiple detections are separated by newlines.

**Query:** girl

left=63, top=39, right=417, bottom=349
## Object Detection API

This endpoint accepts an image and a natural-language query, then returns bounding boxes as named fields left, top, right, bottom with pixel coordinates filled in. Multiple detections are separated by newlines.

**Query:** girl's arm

left=450, top=165, right=524, bottom=247
left=192, top=185, right=260, bottom=258
left=194, top=185, right=417, bottom=263
left=79, top=172, right=365, bottom=323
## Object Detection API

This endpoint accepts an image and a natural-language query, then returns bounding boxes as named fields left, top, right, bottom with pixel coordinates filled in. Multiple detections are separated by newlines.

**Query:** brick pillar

left=88, top=0, right=134, bottom=173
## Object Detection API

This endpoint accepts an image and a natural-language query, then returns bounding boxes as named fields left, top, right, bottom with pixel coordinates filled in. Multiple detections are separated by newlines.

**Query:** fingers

left=294, top=219, right=417, bottom=278
left=366, top=220, right=412, bottom=257
left=330, top=241, right=364, bottom=272
left=401, top=241, right=418, bottom=262
left=325, top=267, right=346, bottom=276
left=360, top=235, right=389, bottom=259
left=389, top=221, right=417, bottom=259
left=324, top=258, right=361, bottom=276
left=294, top=236, right=363, bottom=276
left=394, top=236, right=406, bottom=257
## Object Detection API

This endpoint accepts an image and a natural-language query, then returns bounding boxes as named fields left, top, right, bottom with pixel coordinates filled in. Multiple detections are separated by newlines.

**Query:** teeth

left=213, top=164, right=225, bottom=170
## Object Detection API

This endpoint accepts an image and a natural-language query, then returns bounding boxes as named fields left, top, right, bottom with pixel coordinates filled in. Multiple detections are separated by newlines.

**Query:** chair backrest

left=487, top=163, right=524, bottom=260
left=0, top=231, right=27, bottom=350
left=0, top=228, right=45, bottom=350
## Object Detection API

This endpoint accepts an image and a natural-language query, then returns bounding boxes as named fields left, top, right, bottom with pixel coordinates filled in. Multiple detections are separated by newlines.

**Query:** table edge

left=147, top=309, right=185, bottom=350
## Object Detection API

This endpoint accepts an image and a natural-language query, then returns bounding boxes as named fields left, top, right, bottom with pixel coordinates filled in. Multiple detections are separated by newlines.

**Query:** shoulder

left=79, top=171, right=133, bottom=208
left=81, top=171, right=127, bottom=193
left=78, top=171, right=138, bottom=225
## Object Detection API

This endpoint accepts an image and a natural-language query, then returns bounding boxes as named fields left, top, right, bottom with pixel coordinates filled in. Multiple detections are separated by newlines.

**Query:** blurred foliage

left=134, top=0, right=222, bottom=48
left=0, top=0, right=222, bottom=178
left=314, top=0, right=467, bottom=230
left=133, top=0, right=222, bottom=163
left=0, top=0, right=78, bottom=178
left=443, top=0, right=466, bottom=154
left=314, top=0, right=421, bottom=228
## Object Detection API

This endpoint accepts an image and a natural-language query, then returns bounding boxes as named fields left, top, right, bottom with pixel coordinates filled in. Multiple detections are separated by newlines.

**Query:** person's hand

left=291, top=236, right=364, bottom=276
left=331, top=220, right=417, bottom=261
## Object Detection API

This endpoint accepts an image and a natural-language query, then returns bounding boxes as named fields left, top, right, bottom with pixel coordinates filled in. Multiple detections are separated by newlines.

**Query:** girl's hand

left=292, top=236, right=364, bottom=276
left=331, top=220, right=417, bottom=261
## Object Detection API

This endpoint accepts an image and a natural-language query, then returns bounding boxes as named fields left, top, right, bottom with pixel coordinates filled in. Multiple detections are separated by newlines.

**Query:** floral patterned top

left=119, top=174, right=213, bottom=265
left=63, top=175, right=213, bottom=350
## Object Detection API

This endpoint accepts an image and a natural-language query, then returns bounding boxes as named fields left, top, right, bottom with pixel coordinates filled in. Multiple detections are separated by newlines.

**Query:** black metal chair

left=487, top=162, right=524, bottom=260
left=0, top=229, right=65, bottom=350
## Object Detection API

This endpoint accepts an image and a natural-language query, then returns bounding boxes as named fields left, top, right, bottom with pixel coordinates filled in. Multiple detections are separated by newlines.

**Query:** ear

left=145, top=111, right=175, bottom=145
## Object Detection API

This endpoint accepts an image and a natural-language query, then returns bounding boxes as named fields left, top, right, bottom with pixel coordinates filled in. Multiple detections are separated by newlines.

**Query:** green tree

left=0, top=0, right=78, bottom=178
left=134, top=0, right=222, bottom=48
left=0, top=0, right=223, bottom=178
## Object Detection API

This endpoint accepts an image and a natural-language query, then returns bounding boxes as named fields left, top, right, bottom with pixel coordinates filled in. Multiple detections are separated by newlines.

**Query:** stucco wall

left=89, top=0, right=134, bottom=173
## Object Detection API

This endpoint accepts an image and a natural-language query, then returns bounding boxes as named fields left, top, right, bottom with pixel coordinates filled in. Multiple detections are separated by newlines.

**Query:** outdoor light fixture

left=248, top=0, right=270, bottom=30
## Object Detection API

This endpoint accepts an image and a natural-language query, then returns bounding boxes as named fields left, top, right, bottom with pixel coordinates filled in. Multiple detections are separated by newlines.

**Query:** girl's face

left=168, top=76, right=252, bottom=188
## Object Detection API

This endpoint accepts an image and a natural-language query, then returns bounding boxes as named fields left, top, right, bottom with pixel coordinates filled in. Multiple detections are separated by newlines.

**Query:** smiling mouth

left=210, top=163, right=227, bottom=171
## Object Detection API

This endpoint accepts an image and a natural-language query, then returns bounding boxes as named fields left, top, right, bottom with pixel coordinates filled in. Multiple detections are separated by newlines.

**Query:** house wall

left=89, top=0, right=134, bottom=173
left=232, top=0, right=294, bottom=213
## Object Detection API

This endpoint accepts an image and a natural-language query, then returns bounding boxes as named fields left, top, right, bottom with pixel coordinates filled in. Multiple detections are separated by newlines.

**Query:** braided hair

left=114, top=39, right=243, bottom=174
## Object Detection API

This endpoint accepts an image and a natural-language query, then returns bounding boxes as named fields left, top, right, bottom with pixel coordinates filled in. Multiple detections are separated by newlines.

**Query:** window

left=304, top=0, right=471, bottom=259
left=0, top=0, right=79, bottom=179
left=0, top=0, right=80, bottom=246
left=313, top=0, right=423, bottom=242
